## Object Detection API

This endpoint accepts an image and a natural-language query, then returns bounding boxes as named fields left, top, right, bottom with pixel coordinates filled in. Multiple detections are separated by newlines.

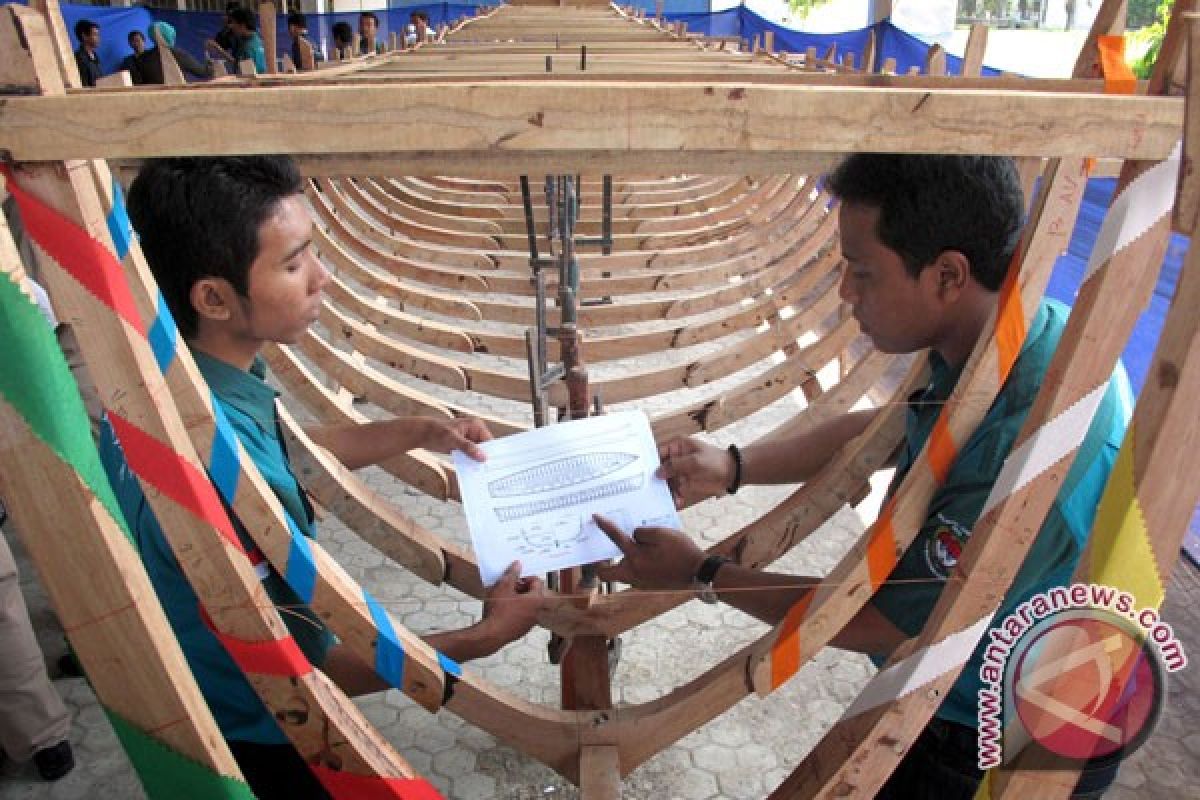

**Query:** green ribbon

left=0, top=272, right=254, bottom=798
left=0, top=272, right=130, bottom=544
left=106, top=710, right=256, bottom=800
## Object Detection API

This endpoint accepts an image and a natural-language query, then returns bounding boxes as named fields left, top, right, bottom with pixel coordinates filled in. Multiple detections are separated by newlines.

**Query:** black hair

left=127, top=29, right=144, bottom=45
left=287, top=11, right=307, bottom=28
left=74, top=19, right=98, bottom=42
left=413, top=11, right=429, bottom=22
left=331, top=21, right=354, bottom=45
left=229, top=7, right=257, bottom=31
left=359, top=11, right=379, bottom=24
left=127, top=157, right=303, bottom=339
left=225, top=2, right=240, bottom=14
left=827, top=154, right=1024, bottom=292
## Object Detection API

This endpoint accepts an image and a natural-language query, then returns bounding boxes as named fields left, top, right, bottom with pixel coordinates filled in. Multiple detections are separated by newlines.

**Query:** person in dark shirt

left=357, top=11, right=383, bottom=55
left=205, top=2, right=241, bottom=65
left=330, top=21, right=354, bottom=60
left=72, top=19, right=101, bottom=87
left=286, top=12, right=317, bottom=71
left=227, top=7, right=266, bottom=74
left=117, top=30, right=145, bottom=84
left=136, top=22, right=214, bottom=85
left=112, top=155, right=546, bottom=800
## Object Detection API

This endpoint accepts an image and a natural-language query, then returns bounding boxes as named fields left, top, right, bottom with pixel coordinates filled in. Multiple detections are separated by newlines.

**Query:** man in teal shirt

left=102, top=156, right=544, bottom=800
left=593, top=154, right=1130, bottom=799
left=228, top=7, right=267, bottom=74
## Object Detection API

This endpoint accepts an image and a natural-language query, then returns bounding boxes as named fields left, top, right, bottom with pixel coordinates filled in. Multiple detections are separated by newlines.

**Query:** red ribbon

left=311, top=766, right=445, bottom=800
left=199, top=606, right=312, bottom=678
left=1, top=166, right=145, bottom=335
left=107, top=412, right=246, bottom=555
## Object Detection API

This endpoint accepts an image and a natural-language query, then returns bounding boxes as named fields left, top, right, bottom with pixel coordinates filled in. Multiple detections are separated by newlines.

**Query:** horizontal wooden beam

left=0, top=82, right=1180, bottom=167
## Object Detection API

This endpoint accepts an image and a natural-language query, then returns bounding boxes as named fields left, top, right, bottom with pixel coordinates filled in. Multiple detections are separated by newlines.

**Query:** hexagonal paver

left=690, top=743, right=737, bottom=773
left=451, top=772, right=496, bottom=800
left=432, top=747, right=476, bottom=779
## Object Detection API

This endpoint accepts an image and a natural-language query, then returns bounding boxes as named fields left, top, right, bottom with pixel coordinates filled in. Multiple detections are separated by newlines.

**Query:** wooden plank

left=0, top=82, right=1180, bottom=165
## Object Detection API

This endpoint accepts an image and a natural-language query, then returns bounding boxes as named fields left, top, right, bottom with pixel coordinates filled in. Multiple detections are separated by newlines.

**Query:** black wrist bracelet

left=726, top=444, right=743, bottom=495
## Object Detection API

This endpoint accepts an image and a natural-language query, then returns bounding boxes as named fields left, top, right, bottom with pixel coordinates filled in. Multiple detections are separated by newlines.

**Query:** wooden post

left=297, top=35, right=315, bottom=71
left=260, top=1, right=278, bottom=74
left=869, top=0, right=892, bottom=23
left=96, top=70, right=132, bottom=87
left=27, top=0, right=80, bottom=89
left=925, top=42, right=947, bottom=76
left=961, top=22, right=987, bottom=77
left=861, top=27, right=876, bottom=72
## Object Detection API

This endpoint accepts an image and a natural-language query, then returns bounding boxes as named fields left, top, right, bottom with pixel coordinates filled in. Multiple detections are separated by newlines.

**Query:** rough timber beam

left=0, top=82, right=1180, bottom=173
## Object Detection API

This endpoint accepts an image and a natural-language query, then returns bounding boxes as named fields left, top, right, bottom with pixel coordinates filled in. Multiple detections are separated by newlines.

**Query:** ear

left=929, top=250, right=971, bottom=302
left=189, top=277, right=237, bottom=325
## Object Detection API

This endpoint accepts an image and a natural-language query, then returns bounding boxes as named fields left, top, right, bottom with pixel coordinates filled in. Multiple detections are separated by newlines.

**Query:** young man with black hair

left=117, top=30, right=145, bottom=84
left=102, top=156, right=546, bottom=800
left=410, top=10, right=436, bottom=44
left=330, top=21, right=354, bottom=60
left=594, top=154, right=1131, bottom=799
left=72, top=19, right=101, bottom=87
left=358, top=11, right=384, bottom=55
left=204, top=2, right=241, bottom=65
left=286, top=12, right=318, bottom=71
left=227, top=7, right=266, bottom=74
left=137, top=22, right=214, bottom=85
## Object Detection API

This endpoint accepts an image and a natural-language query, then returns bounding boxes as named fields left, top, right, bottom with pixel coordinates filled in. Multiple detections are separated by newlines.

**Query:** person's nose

left=837, top=263, right=856, bottom=306
left=310, top=257, right=330, bottom=293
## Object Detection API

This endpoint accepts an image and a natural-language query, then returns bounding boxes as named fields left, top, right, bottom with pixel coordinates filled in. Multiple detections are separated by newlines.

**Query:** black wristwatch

left=693, top=554, right=732, bottom=604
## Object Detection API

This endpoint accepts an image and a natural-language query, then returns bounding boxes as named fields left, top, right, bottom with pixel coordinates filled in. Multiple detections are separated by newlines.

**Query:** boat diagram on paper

left=453, top=411, right=681, bottom=585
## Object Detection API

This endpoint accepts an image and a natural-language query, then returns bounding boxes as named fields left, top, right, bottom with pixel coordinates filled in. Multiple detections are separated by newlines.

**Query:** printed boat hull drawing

left=488, top=452, right=638, bottom=497
left=494, top=473, right=645, bottom=522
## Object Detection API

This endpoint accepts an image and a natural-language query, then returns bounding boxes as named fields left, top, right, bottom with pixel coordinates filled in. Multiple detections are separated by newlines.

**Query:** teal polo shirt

left=868, top=298, right=1132, bottom=728
left=99, top=351, right=335, bottom=745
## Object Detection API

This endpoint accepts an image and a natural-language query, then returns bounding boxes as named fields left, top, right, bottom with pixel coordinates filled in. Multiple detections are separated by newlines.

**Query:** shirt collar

left=192, top=350, right=278, bottom=433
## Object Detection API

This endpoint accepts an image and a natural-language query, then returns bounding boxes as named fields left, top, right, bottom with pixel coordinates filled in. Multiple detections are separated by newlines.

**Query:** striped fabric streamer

left=1083, top=141, right=1181, bottom=283
left=765, top=249, right=1030, bottom=690
left=979, top=384, right=1110, bottom=519
left=98, top=173, right=461, bottom=696
left=0, top=268, right=254, bottom=800
left=9, top=172, right=446, bottom=799
left=839, top=613, right=997, bottom=720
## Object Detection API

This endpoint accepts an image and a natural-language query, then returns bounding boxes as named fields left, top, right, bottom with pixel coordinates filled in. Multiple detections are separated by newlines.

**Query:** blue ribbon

left=365, top=588, right=406, bottom=689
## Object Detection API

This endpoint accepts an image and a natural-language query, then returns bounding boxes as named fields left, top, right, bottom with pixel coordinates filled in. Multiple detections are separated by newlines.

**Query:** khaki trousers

left=0, top=532, right=70, bottom=762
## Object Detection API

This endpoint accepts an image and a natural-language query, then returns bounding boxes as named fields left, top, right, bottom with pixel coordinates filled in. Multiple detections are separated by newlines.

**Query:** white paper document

left=453, top=411, right=682, bottom=586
